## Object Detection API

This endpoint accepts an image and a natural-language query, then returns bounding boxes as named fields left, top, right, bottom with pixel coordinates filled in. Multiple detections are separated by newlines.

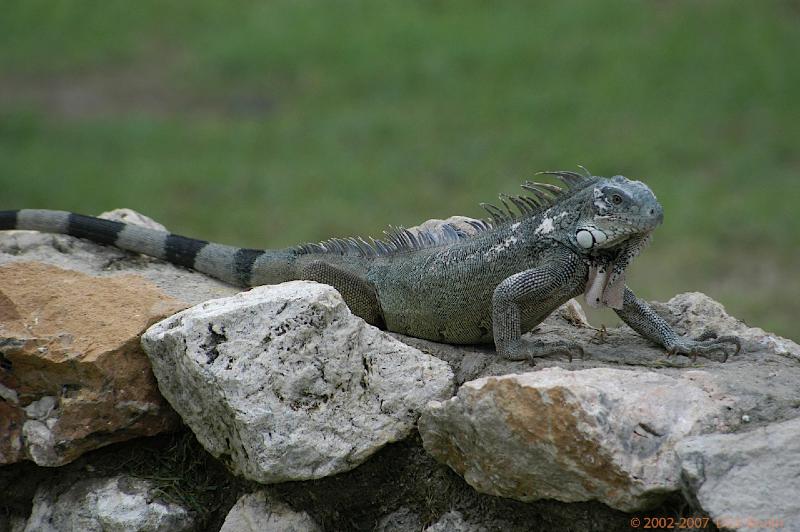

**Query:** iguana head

left=475, top=170, right=664, bottom=308
left=572, top=175, right=663, bottom=252
left=567, top=174, right=663, bottom=309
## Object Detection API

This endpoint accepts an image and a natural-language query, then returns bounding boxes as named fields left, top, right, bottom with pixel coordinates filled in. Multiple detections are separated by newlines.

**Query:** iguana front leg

left=614, top=287, right=740, bottom=361
left=492, top=252, right=586, bottom=363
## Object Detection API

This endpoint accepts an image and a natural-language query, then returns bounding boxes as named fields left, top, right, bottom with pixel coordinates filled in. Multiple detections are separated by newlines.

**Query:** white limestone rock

left=141, top=281, right=454, bottom=483
left=419, top=367, right=732, bottom=512
left=677, top=416, right=800, bottom=531
left=23, top=475, right=194, bottom=532
left=98, top=208, right=168, bottom=231
left=424, top=510, right=488, bottom=531
left=408, top=215, right=485, bottom=238
left=220, top=491, right=321, bottom=532
left=375, top=508, right=423, bottom=532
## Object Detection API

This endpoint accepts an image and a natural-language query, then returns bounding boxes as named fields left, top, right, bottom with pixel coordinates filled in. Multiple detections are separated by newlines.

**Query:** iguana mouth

left=585, top=233, right=652, bottom=309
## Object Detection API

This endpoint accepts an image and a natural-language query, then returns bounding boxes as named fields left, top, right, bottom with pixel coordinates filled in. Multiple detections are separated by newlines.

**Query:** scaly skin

left=0, top=170, right=740, bottom=363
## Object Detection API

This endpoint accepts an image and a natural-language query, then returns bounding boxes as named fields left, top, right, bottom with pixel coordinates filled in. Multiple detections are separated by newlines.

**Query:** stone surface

left=376, top=508, right=502, bottom=532
left=375, top=507, right=423, bottom=532
left=220, top=491, right=321, bottom=532
left=0, top=210, right=240, bottom=466
left=98, top=208, right=168, bottom=231
left=3, top=208, right=799, bottom=527
left=677, top=416, right=800, bottom=531
left=0, top=262, right=184, bottom=466
left=412, top=291, right=800, bottom=517
left=408, top=215, right=484, bottom=238
left=424, top=510, right=489, bottom=532
left=398, top=291, right=799, bottom=386
left=420, top=367, right=732, bottom=512
left=23, top=475, right=194, bottom=532
left=141, top=281, right=454, bottom=483
left=649, top=292, right=800, bottom=361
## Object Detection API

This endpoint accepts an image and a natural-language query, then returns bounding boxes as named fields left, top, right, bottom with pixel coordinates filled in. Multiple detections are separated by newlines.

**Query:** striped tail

left=0, top=209, right=295, bottom=287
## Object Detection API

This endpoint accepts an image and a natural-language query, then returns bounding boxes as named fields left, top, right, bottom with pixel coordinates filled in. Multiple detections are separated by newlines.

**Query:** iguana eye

left=611, top=194, right=623, bottom=205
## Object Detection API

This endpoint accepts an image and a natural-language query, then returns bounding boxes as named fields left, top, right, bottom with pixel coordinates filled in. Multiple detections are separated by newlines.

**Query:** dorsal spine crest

left=295, top=168, right=598, bottom=258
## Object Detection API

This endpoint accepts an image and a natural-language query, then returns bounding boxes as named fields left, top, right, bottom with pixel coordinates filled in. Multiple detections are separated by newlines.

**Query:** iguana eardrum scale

left=0, top=170, right=740, bottom=363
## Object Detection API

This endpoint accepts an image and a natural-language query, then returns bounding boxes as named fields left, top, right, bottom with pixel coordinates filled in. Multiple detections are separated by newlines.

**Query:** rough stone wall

left=2, top=211, right=798, bottom=531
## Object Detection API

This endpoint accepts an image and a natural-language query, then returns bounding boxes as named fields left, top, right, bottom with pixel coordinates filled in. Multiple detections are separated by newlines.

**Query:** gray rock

left=420, top=367, right=732, bottom=512
left=99, top=208, right=168, bottom=232
left=677, top=416, right=800, bottom=531
left=141, top=281, right=454, bottom=483
left=408, top=215, right=485, bottom=238
left=424, top=510, right=489, bottom=531
left=23, top=475, right=194, bottom=532
left=22, top=395, right=57, bottom=420
left=220, top=491, right=320, bottom=532
left=0, top=514, right=26, bottom=532
left=375, top=507, right=423, bottom=532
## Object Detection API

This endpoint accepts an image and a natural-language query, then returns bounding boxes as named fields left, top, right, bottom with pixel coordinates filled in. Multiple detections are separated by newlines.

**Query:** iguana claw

left=555, top=341, right=586, bottom=363
left=665, top=333, right=741, bottom=363
left=499, top=339, right=586, bottom=365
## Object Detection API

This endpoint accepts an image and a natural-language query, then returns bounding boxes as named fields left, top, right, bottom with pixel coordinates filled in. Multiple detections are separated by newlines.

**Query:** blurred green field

left=0, top=0, right=797, bottom=339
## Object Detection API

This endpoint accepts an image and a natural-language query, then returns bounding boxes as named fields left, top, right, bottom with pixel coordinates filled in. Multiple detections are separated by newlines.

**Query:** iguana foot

left=666, top=331, right=741, bottom=363
left=498, top=339, right=586, bottom=365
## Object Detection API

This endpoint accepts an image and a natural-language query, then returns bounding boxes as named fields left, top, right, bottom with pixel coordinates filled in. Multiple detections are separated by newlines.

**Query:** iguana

left=0, top=170, right=740, bottom=363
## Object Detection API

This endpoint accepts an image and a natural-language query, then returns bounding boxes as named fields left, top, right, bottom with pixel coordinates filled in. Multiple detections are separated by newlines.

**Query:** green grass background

left=1, top=0, right=797, bottom=338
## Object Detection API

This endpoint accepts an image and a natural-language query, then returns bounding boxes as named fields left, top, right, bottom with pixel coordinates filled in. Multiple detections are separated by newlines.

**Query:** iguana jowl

left=0, top=170, right=740, bottom=362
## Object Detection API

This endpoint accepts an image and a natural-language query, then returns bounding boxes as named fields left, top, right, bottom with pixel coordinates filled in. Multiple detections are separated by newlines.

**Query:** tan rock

left=0, top=262, right=184, bottom=466
left=419, top=367, right=731, bottom=512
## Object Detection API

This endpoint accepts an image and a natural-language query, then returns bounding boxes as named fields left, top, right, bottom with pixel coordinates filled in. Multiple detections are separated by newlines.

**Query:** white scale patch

left=484, top=235, right=518, bottom=261
left=534, top=217, right=554, bottom=235
left=593, top=188, right=610, bottom=213
left=533, top=211, right=567, bottom=236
